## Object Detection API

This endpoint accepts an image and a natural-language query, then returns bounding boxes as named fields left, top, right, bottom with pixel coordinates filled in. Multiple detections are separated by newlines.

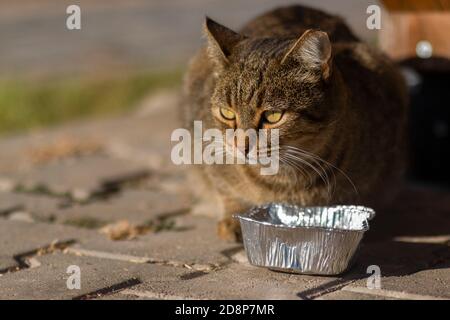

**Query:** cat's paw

left=217, top=218, right=242, bottom=242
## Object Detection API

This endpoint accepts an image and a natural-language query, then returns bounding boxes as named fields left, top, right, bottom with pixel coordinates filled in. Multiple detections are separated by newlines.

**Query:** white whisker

left=283, top=145, right=358, bottom=195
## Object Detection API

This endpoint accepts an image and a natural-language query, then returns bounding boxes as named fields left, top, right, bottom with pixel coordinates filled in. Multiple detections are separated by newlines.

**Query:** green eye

left=264, top=111, right=283, bottom=124
left=220, top=108, right=235, bottom=120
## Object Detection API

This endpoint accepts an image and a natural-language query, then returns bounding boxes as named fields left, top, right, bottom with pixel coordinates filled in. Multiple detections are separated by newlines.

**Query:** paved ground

left=0, top=0, right=381, bottom=77
left=0, top=90, right=449, bottom=300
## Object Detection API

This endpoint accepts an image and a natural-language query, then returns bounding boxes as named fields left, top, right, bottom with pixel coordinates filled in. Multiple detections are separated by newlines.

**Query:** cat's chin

left=275, top=165, right=300, bottom=179
left=245, top=162, right=299, bottom=179
left=262, top=163, right=309, bottom=185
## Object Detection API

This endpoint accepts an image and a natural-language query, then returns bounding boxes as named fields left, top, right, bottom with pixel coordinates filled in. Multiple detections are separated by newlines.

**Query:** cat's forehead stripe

left=240, top=38, right=292, bottom=60
left=232, top=67, right=264, bottom=108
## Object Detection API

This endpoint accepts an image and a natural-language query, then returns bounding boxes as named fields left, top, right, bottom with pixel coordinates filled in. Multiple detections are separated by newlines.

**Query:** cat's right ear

left=281, top=29, right=333, bottom=81
left=204, top=17, right=244, bottom=71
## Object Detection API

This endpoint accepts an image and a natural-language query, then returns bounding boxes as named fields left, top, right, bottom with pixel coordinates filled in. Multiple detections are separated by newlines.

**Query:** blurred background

left=0, top=0, right=449, bottom=187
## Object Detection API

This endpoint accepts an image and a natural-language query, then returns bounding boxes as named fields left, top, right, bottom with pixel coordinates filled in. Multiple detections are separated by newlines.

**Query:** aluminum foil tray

left=234, top=204, right=375, bottom=275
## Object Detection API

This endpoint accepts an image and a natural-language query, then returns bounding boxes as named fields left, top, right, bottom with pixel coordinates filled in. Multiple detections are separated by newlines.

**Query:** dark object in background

left=402, top=57, right=450, bottom=187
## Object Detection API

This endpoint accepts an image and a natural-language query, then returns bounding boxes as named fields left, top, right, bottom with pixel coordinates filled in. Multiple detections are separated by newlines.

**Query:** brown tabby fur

left=181, top=5, right=408, bottom=241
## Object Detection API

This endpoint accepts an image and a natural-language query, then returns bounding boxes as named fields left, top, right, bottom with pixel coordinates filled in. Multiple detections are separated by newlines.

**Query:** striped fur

left=181, top=5, right=408, bottom=241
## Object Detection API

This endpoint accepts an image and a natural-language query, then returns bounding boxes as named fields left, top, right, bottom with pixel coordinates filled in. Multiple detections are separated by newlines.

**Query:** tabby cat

left=181, top=5, right=408, bottom=241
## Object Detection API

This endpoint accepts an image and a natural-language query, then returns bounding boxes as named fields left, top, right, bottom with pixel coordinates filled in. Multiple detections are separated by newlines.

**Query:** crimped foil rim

left=234, top=203, right=375, bottom=233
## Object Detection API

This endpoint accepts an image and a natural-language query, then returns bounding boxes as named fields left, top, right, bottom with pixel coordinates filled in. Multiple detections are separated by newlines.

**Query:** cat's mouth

left=226, top=144, right=277, bottom=161
left=215, top=143, right=281, bottom=176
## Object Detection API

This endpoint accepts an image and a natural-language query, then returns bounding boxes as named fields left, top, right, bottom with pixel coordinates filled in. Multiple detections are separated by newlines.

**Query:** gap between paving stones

left=62, top=206, right=191, bottom=241
left=4, top=234, right=447, bottom=300
left=340, top=286, right=448, bottom=300
left=297, top=240, right=450, bottom=300
left=3, top=167, right=186, bottom=228
left=0, top=241, right=211, bottom=300
left=63, top=247, right=221, bottom=272
left=0, top=239, right=76, bottom=274
left=0, top=204, right=24, bottom=218
left=296, top=276, right=363, bottom=300
left=73, top=278, right=143, bottom=300
left=298, top=271, right=449, bottom=300
left=11, top=168, right=152, bottom=205
left=1, top=188, right=191, bottom=235
left=119, top=289, right=203, bottom=300
left=3, top=232, right=447, bottom=300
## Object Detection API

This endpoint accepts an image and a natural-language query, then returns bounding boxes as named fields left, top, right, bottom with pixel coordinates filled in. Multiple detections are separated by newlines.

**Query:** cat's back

left=239, top=5, right=359, bottom=42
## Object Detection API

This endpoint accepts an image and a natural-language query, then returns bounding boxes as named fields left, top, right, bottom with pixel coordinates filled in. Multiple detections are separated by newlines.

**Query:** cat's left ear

left=204, top=17, right=245, bottom=70
left=281, top=30, right=333, bottom=81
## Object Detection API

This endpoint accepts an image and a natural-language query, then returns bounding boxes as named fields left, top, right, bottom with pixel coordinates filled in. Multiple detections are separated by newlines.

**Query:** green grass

left=0, top=69, right=183, bottom=135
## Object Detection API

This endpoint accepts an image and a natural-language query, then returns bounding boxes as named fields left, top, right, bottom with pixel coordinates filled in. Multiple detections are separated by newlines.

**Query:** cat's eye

left=264, top=111, right=283, bottom=124
left=220, top=108, right=236, bottom=120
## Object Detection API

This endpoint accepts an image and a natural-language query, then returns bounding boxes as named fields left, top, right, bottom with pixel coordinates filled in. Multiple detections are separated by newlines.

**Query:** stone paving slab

left=0, top=154, right=150, bottom=201
left=0, top=92, right=180, bottom=177
left=0, top=120, right=115, bottom=176
left=104, top=115, right=178, bottom=171
left=389, top=264, right=450, bottom=299
left=316, top=289, right=398, bottom=300
left=73, top=215, right=241, bottom=269
left=0, top=219, right=78, bottom=257
left=56, top=190, right=190, bottom=226
left=0, top=219, right=96, bottom=271
left=123, top=262, right=335, bottom=300
left=0, top=257, right=18, bottom=273
left=0, top=215, right=238, bottom=272
left=344, top=263, right=450, bottom=299
left=331, top=232, right=450, bottom=300
left=1, top=214, right=449, bottom=299
left=95, top=291, right=157, bottom=300
left=0, top=191, right=62, bottom=221
left=354, top=239, right=450, bottom=277
left=0, top=253, right=186, bottom=300
left=366, top=184, right=450, bottom=243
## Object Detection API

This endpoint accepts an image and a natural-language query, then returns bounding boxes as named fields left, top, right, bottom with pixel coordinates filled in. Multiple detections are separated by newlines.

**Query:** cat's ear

left=204, top=17, right=244, bottom=69
left=281, top=30, right=332, bottom=81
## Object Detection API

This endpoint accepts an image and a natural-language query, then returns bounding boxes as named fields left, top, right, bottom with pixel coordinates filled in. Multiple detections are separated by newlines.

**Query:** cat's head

left=203, top=17, right=346, bottom=161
